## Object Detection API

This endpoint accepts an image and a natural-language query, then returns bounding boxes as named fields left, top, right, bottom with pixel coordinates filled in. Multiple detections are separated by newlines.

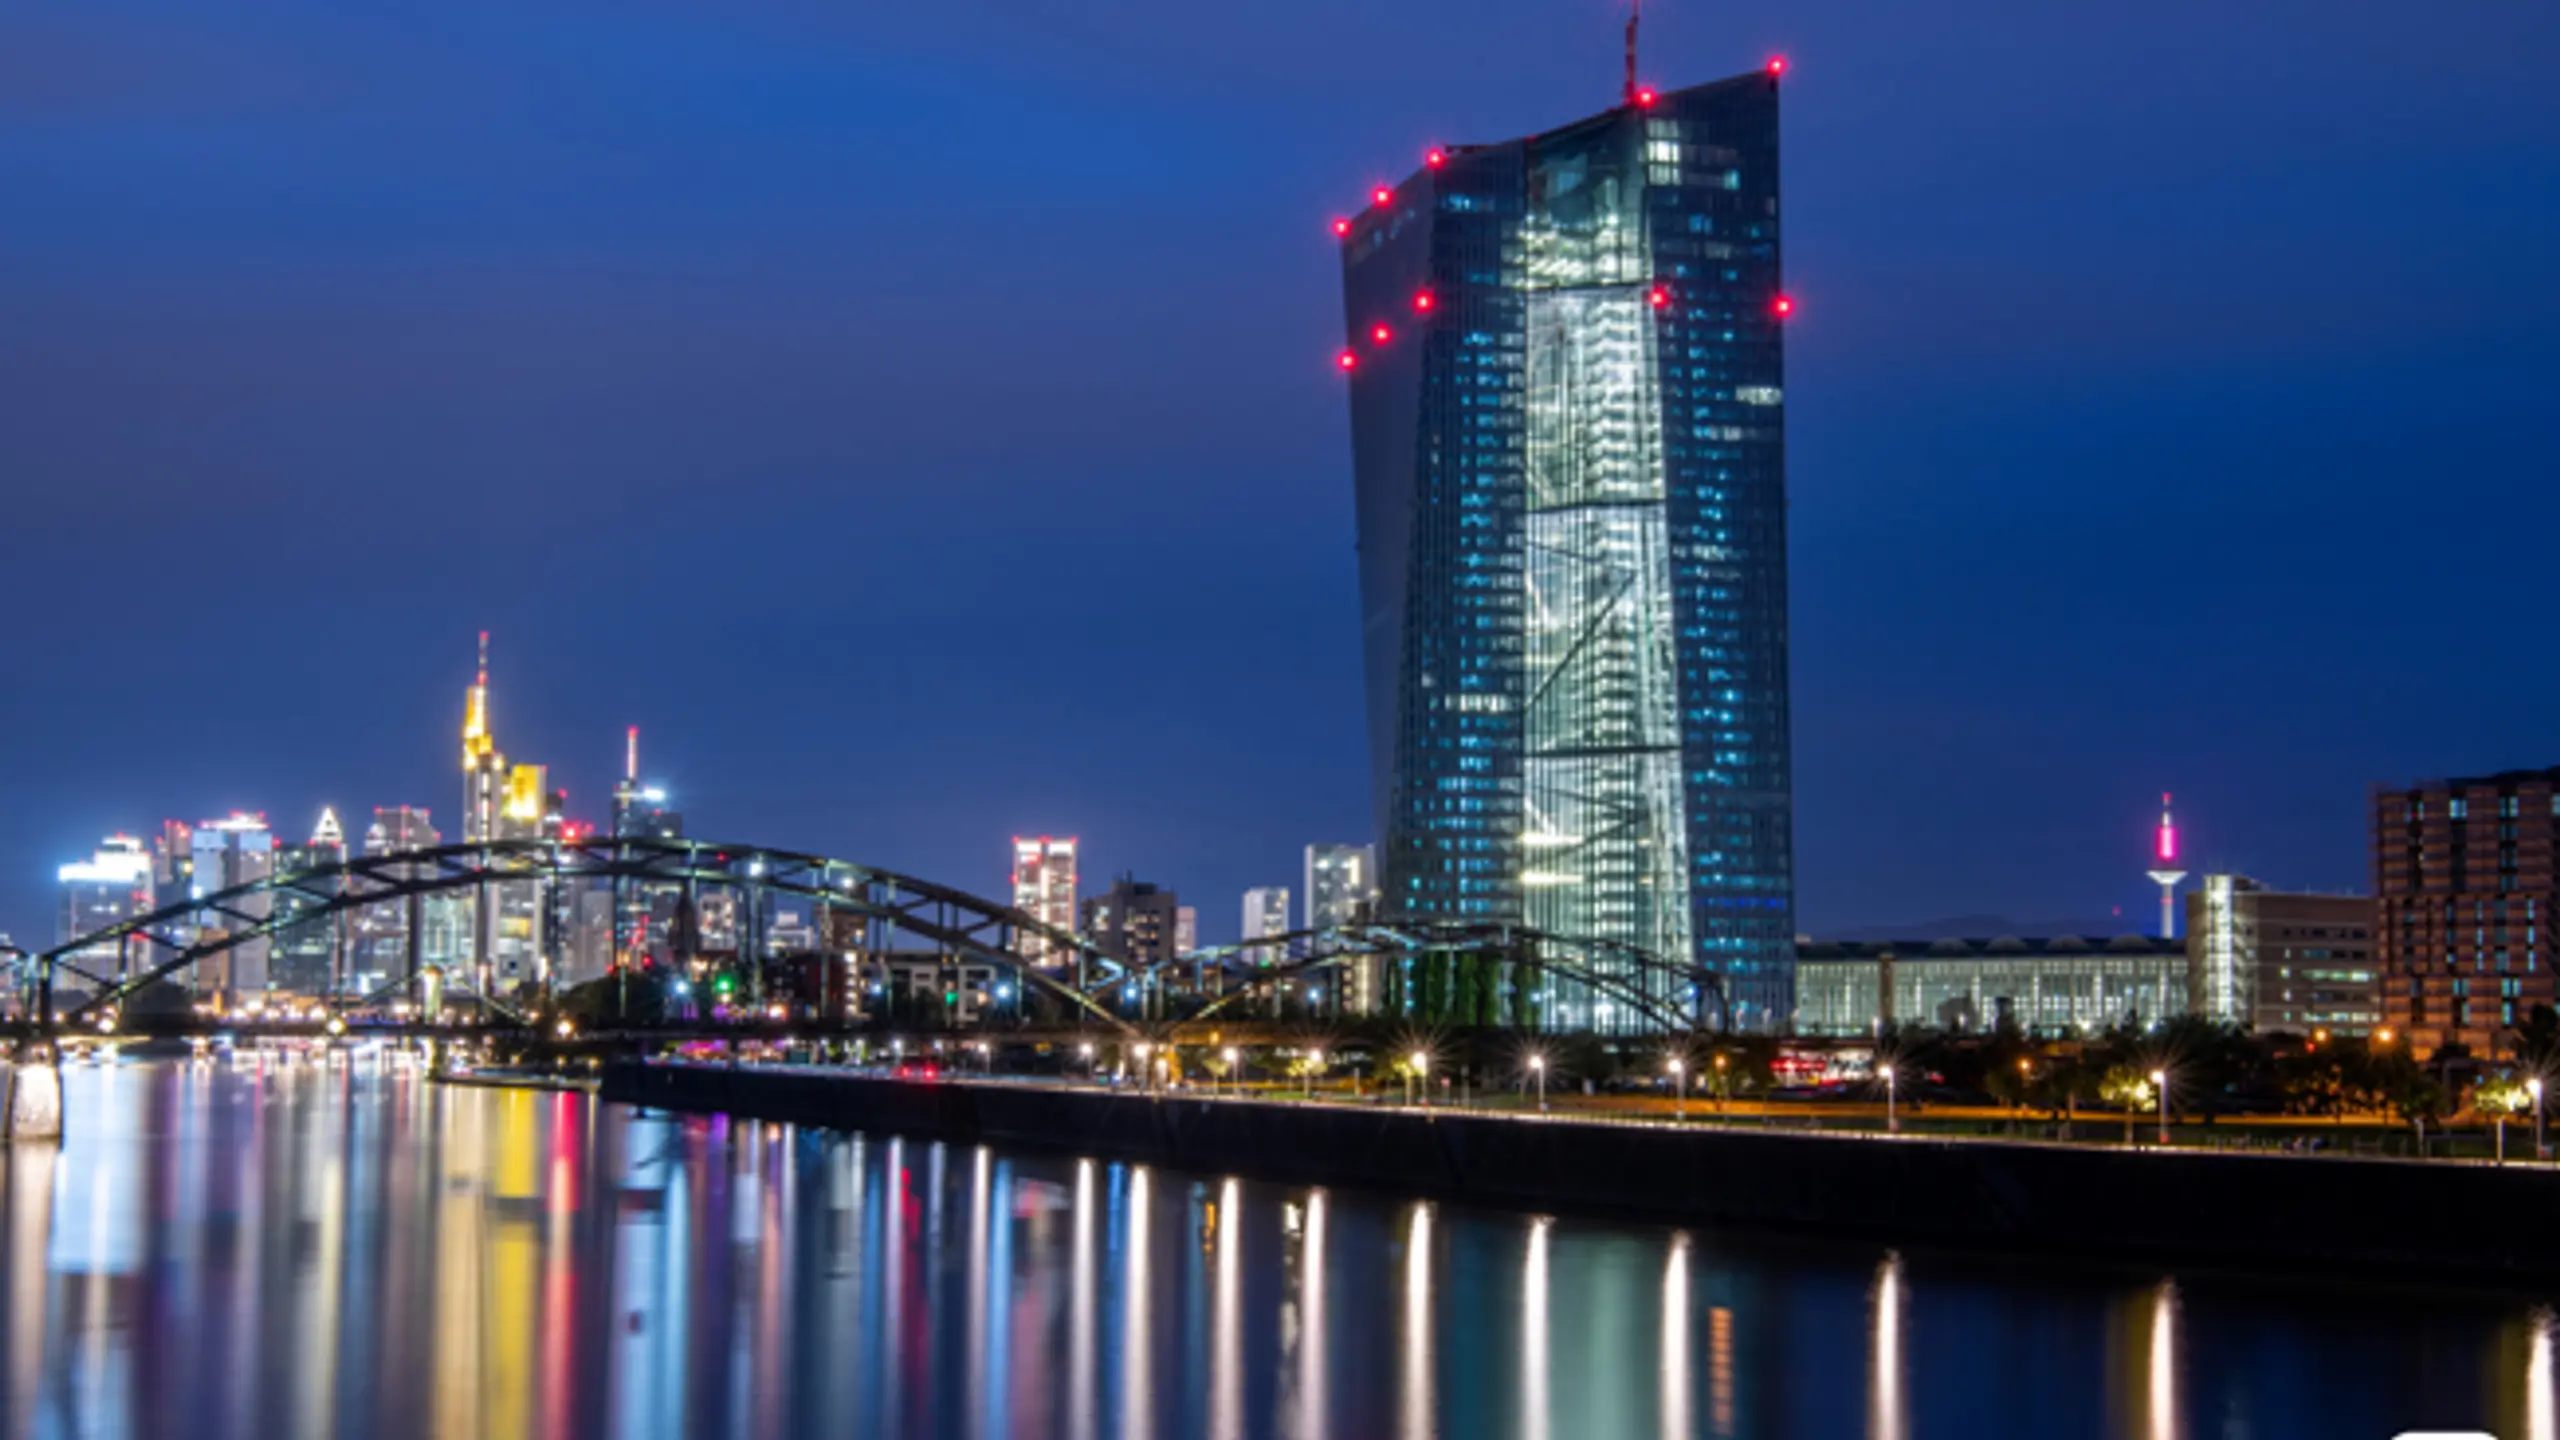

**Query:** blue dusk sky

left=2, top=0, right=2556, bottom=945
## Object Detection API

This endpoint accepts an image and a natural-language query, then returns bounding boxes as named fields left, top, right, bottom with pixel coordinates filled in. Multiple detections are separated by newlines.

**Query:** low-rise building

left=2187, top=876, right=2377, bottom=1035
left=1794, top=935, right=2189, bottom=1037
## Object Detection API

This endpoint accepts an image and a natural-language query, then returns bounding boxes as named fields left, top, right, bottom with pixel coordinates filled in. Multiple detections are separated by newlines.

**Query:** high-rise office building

left=352, top=806, right=441, bottom=988
left=1305, top=843, right=1380, bottom=1008
left=2373, top=768, right=2560, bottom=1056
left=1303, top=845, right=1377, bottom=931
left=1339, top=65, right=1794, bottom=1030
left=458, top=634, right=550, bottom=989
left=270, top=808, right=348, bottom=996
left=56, top=836, right=154, bottom=984
left=2188, top=876, right=2378, bottom=1036
left=1011, top=836, right=1079, bottom=968
left=189, top=813, right=275, bottom=996
left=609, top=728, right=684, bottom=969
left=1176, top=906, right=1198, bottom=957
left=1082, top=877, right=1182, bottom=973
left=1243, top=887, right=1293, bottom=955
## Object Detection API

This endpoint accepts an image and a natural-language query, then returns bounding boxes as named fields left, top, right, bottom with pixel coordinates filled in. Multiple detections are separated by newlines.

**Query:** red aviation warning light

left=1332, top=217, right=1351, bottom=237
left=1372, top=186, right=1394, bottom=207
left=1413, top=290, right=1435, bottom=313
left=1772, top=294, right=1796, bottom=319
left=1425, top=148, right=1447, bottom=169
left=1649, top=285, right=1672, bottom=310
left=1767, top=56, right=1788, bottom=77
left=1371, top=323, right=1393, bottom=345
left=1634, top=86, right=1658, bottom=108
left=2156, top=795, right=2179, bottom=865
left=1337, top=350, right=1359, bottom=372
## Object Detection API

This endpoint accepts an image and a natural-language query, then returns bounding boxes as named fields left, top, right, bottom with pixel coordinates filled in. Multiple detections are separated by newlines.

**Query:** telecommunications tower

left=2145, top=793, right=2186, bottom=940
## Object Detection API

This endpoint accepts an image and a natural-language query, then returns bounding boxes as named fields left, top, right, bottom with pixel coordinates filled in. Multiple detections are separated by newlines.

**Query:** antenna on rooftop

left=1624, top=0, right=1641, bottom=106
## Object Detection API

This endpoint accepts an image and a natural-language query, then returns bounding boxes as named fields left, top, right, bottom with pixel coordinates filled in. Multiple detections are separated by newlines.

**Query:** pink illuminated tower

left=2145, top=793, right=2186, bottom=939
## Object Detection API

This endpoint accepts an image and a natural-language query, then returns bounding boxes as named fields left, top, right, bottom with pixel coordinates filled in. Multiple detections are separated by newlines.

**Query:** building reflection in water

left=1401, top=1201, right=1435, bottom=1440
left=1208, top=1178, right=1243, bottom=1440
left=1520, top=1216, right=1550, bottom=1440
left=1280, top=1189, right=1328, bottom=1440
left=10, top=1062, right=2560, bottom=1440
left=3, top=1119, right=55, bottom=1440
left=1869, top=1251, right=1906, bottom=1440
left=1660, top=1232, right=1691, bottom=1440
left=1120, top=1166, right=1152, bottom=1440
left=1069, top=1159, right=1096, bottom=1440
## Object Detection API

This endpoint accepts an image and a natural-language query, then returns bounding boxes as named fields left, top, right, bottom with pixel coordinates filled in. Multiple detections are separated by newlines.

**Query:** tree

left=2382, top=1063, right=2448, bottom=1152
left=2475, top=1075, right=2534, bottom=1163
left=2514, top=1005, right=2560, bottom=1072
left=2098, top=1065, right=2157, bottom=1144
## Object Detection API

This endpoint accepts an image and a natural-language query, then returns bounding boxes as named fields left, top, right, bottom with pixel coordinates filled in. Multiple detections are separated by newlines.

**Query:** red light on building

left=1337, top=350, right=1358, bottom=372
left=1332, top=217, right=1351, bottom=237
left=1413, top=290, right=1435, bottom=313
left=1372, top=186, right=1394, bottom=207
left=1649, top=286, right=1671, bottom=310
left=1425, top=148, right=1446, bottom=169
left=1767, top=56, right=1787, bottom=77
left=1772, top=294, right=1795, bottom=319
left=1634, top=87, right=1658, bottom=108
left=1372, top=324, right=1392, bottom=344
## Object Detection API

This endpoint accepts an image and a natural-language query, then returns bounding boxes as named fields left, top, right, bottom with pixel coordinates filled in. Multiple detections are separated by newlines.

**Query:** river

left=0, top=1057, right=2549, bottom=1439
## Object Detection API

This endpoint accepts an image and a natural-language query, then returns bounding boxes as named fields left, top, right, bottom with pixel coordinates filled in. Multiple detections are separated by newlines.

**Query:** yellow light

left=504, top=765, right=545, bottom=822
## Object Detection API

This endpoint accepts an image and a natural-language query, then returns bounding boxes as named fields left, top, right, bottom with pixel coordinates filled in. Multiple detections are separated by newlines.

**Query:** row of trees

left=1879, top=1007, right=2560, bottom=1140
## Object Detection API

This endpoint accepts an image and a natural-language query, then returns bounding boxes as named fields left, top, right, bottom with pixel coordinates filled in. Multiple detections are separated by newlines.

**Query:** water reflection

left=1868, top=1253, right=1905, bottom=1440
left=0, top=1062, right=2554, bottom=1440
left=1282, top=1191, right=1327, bottom=1440
left=1401, top=1201, right=1434, bottom=1440
left=2531, top=1308, right=2557, bottom=1440
left=1660, top=1233, right=1691, bottom=1440
left=1521, top=1216, right=1550, bottom=1440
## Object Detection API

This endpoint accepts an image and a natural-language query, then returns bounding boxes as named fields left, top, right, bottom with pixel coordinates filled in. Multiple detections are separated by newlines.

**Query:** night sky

left=4, top=0, right=2556, bottom=949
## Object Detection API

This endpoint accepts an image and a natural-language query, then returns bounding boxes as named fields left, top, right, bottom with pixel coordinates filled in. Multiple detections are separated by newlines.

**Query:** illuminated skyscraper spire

left=2145, top=792, right=2187, bottom=940
left=462, top=630, right=494, bottom=769
left=312, top=807, right=344, bottom=849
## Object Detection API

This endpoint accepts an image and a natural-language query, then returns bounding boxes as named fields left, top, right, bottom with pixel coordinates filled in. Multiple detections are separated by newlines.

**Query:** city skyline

left=4, top=2, right=2555, bottom=959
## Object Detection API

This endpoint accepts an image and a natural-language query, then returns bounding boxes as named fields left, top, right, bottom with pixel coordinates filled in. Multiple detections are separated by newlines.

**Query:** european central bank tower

left=1340, top=67, right=1794, bottom=1031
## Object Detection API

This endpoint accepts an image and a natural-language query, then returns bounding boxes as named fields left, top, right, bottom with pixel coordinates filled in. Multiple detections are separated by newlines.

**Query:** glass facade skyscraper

left=1340, top=68, right=1794, bottom=1030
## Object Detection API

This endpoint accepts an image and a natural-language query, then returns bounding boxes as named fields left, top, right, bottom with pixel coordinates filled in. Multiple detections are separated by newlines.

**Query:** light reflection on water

left=0, top=1060, right=2555, bottom=1439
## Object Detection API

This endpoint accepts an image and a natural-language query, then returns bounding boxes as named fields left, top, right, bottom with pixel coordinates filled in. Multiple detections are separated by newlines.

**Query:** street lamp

left=1078, top=1041, right=1095, bottom=1079
left=1222, top=1045, right=1240, bottom=1096
left=1410, top=1050, right=1429, bottom=1107
left=2533, top=1077, right=2548, bottom=1161
left=1528, top=1053, right=1548, bottom=1112
left=2150, top=1068, right=2169, bottom=1145
left=1306, top=1049, right=1324, bottom=1100
left=1667, top=1056, right=1687, bottom=1122
left=1714, top=1052, right=1729, bottom=1114
left=555, top=1018, right=574, bottom=1040
left=1882, top=1059, right=1898, bottom=1134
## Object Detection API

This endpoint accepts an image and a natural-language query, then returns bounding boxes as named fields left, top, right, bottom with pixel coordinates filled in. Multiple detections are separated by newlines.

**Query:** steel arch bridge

left=17, top=836, right=1727, bottom=1037
left=1077, top=924, right=1731, bottom=1034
